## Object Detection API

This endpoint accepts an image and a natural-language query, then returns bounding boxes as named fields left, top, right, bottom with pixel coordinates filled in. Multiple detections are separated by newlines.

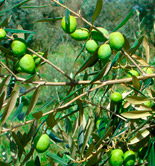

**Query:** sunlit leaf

left=1, top=90, right=19, bottom=126
left=25, top=87, right=40, bottom=117
left=128, top=129, right=150, bottom=145
left=0, top=75, right=11, bottom=96
left=121, top=110, right=153, bottom=119
left=0, top=91, right=5, bottom=111
left=126, top=96, right=148, bottom=104
left=143, top=37, right=150, bottom=63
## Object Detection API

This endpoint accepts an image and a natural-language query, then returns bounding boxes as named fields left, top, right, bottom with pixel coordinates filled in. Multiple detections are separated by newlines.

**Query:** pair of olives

left=110, top=149, right=136, bottom=166
left=11, top=38, right=43, bottom=74
left=61, top=15, right=125, bottom=62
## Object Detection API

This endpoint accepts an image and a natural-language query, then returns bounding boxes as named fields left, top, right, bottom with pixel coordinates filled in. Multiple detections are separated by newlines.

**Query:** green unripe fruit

left=71, top=28, right=89, bottom=41
left=109, top=149, right=124, bottom=166
left=0, top=29, right=6, bottom=40
left=98, top=44, right=112, bottom=61
left=61, top=15, right=77, bottom=34
left=19, top=54, right=35, bottom=74
left=127, top=69, right=139, bottom=77
left=91, top=27, right=108, bottom=42
left=109, top=32, right=125, bottom=51
left=86, top=39, right=98, bottom=54
left=123, top=150, right=136, bottom=166
left=11, top=38, right=27, bottom=57
left=34, top=134, right=50, bottom=153
left=15, top=61, right=23, bottom=73
left=144, top=101, right=151, bottom=107
left=110, top=92, right=122, bottom=103
left=32, top=52, right=44, bottom=66
left=25, top=160, right=35, bottom=166
left=143, top=67, right=153, bottom=74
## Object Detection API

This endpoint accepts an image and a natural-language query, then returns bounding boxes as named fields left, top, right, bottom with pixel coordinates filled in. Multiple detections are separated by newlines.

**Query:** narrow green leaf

left=64, top=117, right=72, bottom=133
left=76, top=97, right=84, bottom=126
left=24, top=74, right=36, bottom=83
left=81, top=120, right=94, bottom=154
left=36, top=17, right=62, bottom=22
left=1, top=90, right=19, bottom=126
left=61, top=85, right=86, bottom=102
left=143, top=78, right=154, bottom=90
left=11, top=102, right=23, bottom=121
left=85, top=143, right=94, bottom=157
left=0, top=0, right=31, bottom=13
left=129, top=36, right=144, bottom=55
left=75, top=54, right=98, bottom=77
left=74, top=43, right=86, bottom=62
left=91, top=51, right=120, bottom=83
left=12, top=132, right=25, bottom=160
left=0, top=75, right=11, bottom=95
left=25, top=87, right=40, bottom=117
left=46, top=153, right=67, bottom=165
left=4, top=28, right=35, bottom=34
left=92, top=0, right=103, bottom=24
left=148, top=142, right=155, bottom=166
left=46, top=130, right=64, bottom=143
left=113, top=8, right=135, bottom=32
left=0, top=15, right=11, bottom=28
left=21, top=5, right=49, bottom=9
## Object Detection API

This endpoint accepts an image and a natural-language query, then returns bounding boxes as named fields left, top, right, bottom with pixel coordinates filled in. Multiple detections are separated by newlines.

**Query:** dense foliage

left=0, top=0, right=155, bottom=165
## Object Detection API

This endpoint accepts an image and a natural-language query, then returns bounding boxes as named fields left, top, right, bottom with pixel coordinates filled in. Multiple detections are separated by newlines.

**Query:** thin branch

left=6, top=34, right=73, bottom=82
left=1, top=73, right=155, bottom=133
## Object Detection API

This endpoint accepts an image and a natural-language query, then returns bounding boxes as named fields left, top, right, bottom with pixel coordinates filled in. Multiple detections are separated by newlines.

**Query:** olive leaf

left=25, top=86, right=40, bottom=117
left=121, top=110, right=153, bottom=119
left=1, top=90, right=19, bottom=126
left=125, top=96, right=148, bottom=104
left=128, top=129, right=150, bottom=145
left=92, top=0, right=103, bottom=24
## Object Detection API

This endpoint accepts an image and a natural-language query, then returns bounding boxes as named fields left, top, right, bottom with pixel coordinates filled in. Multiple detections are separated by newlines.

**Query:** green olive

left=109, top=32, right=124, bottom=51
left=61, top=15, right=77, bottom=34
left=91, top=27, right=108, bottom=42
left=71, top=28, right=89, bottom=41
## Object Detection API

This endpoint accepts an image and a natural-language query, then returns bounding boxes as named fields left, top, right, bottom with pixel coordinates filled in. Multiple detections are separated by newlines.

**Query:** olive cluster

left=110, top=149, right=136, bottom=166
left=0, top=29, right=43, bottom=74
left=61, top=15, right=125, bottom=62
